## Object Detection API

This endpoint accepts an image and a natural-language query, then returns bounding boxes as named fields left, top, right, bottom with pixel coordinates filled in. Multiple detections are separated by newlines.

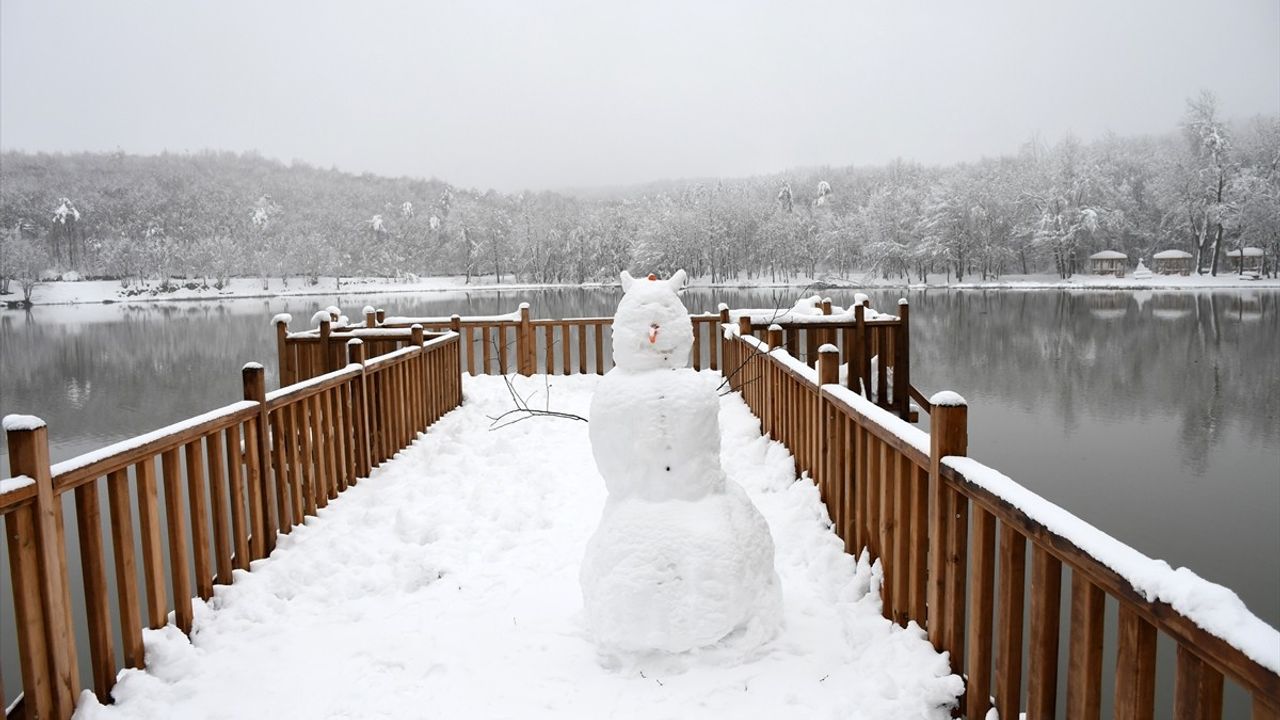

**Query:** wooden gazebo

left=1152, top=249, right=1193, bottom=275
left=1089, top=249, right=1128, bottom=277
left=1225, top=247, right=1263, bottom=273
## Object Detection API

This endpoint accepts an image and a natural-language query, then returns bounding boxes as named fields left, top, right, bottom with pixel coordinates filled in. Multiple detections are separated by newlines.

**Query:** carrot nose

left=648, top=325, right=659, bottom=344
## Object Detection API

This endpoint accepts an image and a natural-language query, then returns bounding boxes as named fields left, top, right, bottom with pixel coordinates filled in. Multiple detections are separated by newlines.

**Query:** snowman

left=581, top=270, right=781, bottom=655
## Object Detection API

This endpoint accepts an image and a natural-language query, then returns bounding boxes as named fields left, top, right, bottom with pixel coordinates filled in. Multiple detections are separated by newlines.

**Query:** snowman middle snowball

left=581, top=270, right=782, bottom=654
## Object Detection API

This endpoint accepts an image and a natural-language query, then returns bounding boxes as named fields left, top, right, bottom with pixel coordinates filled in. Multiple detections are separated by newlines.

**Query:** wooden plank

left=299, top=397, right=318, bottom=517
left=562, top=324, right=571, bottom=375
left=1027, top=544, right=1063, bottom=719
left=1115, top=606, right=1158, bottom=720
left=136, top=457, right=168, bottom=628
left=577, top=321, right=588, bottom=374
left=878, top=439, right=894, bottom=617
left=225, top=425, right=250, bottom=571
left=692, top=322, right=702, bottom=370
left=866, top=433, right=881, bottom=561
left=184, top=440, right=214, bottom=600
left=5, top=501, right=54, bottom=718
left=1066, top=573, right=1105, bottom=720
left=595, top=324, right=605, bottom=374
left=966, top=506, right=996, bottom=720
left=945, top=489, right=969, bottom=680
left=892, top=450, right=910, bottom=625
left=1255, top=697, right=1280, bottom=720
left=854, top=424, right=868, bottom=553
left=909, top=463, right=928, bottom=622
left=542, top=324, right=554, bottom=375
left=106, top=468, right=144, bottom=668
left=485, top=325, right=496, bottom=374
left=205, top=430, right=234, bottom=584
left=1174, top=645, right=1224, bottom=720
left=161, top=447, right=194, bottom=633
left=464, top=326, right=476, bottom=376
left=74, top=479, right=117, bottom=700
left=481, top=324, right=491, bottom=371
left=244, top=415, right=268, bottom=558
left=323, top=389, right=341, bottom=500
left=995, top=526, right=1027, bottom=720
left=498, top=325, right=510, bottom=374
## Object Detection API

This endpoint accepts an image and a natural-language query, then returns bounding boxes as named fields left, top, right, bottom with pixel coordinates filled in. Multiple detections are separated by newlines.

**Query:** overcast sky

left=2, top=1, right=1277, bottom=192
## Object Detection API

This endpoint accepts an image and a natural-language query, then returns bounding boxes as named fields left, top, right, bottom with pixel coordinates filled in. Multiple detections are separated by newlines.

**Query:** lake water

left=2, top=286, right=1277, bottom=710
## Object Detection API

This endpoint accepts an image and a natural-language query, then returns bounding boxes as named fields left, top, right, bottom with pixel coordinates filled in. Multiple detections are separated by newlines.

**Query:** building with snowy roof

left=1089, top=249, right=1128, bottom=277
left=1225, top=247, right=1263, bottom=273
left=1152, top=249, right=1193, bottom=276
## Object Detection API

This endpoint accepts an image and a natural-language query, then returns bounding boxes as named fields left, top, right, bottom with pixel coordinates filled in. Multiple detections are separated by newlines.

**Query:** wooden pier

left=1, top=298, right=1276, bottom=719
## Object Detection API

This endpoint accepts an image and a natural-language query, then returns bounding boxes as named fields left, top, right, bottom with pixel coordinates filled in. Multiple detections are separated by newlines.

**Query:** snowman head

left=612, top=270, right=692, bottom=371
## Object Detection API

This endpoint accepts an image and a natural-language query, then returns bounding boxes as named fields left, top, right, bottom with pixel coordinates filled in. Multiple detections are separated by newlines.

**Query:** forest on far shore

left=1, top=92, right=1277, bottom=298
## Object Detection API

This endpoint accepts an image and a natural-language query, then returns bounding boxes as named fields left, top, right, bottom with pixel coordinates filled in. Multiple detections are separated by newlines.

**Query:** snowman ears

left=620, top=269, right=688, bottom=292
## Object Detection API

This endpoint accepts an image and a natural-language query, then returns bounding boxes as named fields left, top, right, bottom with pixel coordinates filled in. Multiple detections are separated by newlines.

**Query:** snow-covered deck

left=77, top=374, right=959, bottom=720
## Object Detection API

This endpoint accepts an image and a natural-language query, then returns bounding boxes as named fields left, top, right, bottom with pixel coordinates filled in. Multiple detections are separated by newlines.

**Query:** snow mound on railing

left=3, top=414, right=46, bottom=432
left=944, top=456, right=1280, bottom=675
left=0, top=475, right=35, bottom=494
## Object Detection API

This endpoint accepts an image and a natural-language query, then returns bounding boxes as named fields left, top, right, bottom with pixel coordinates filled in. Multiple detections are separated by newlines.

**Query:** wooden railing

left=730, top=296, right=915, bottom=420
left=280, top=305, right=732, bottom=383
left=720, top=320, right=1280, bottom=719
left=0, top=332, right=462, bottom=719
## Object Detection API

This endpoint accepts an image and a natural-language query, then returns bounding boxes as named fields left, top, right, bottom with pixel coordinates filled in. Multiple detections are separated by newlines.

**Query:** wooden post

left=318, top=317, right=332, bottom=374
left=275, top=315, right=291, bottom=387
left=5, top=415, right=79, bottom=717
left=853, top=304, right=868, bottom=396
left=242, top=363, right=274, bottom=557
left=410, top=324, right=425, bottom=347
left=821, top=297, right=833, bottom=315
left=737, top=315, right=752, bottom=338
left=897, top=299, right=912, bottom=420
left=375, top=308, right=386, bottom=325
left=364, top=306, right=377, bottom=328
left=348, top=339, right=371, bottom=478
left=718, top=304, right=731, bottom=377
left=818, top=344, right=839, bottom=386
left=518, top=303, right=533, bottom=376
left=767, top=324, right=783, bottom=351
left=927, top=392, right=967, bottom=656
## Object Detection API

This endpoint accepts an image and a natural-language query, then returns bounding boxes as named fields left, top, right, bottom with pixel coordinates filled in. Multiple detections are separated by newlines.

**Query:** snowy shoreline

left=4, top=272, right=1278, bottom=308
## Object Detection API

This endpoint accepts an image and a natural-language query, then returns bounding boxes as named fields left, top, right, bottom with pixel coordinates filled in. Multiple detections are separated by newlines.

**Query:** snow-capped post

left=766, top=324, right=783, bottom=351
left=817, top=344, right=840, bottom=522
left=274, top=314, right=291, bottom=387
left=241, top=363, right=273, bottom=558
left=896, top=299, right=911, bottom=419
left=818, top=344, right=839, bottom=386
left=518, top=303, right=533, bottom=376
left=364, top=307, right=377, bottom=329
left=347, top=339, right=371, bottom=478
left=737, top=315, right=752, bottom=339
left=852, top=304, right=868, bottom=396
left=818, top=297, right=834, bottom=357
left=375, top=308, right=386, bottom=325
left=4, top=414, right=79, bottom=717
left=718, top=304, right=731, bottom=374
left=927, top=391, right=968, bottom=664
left=410, top=324, right=424, bottom=347
left=318, top=317, right=332, bottom=374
